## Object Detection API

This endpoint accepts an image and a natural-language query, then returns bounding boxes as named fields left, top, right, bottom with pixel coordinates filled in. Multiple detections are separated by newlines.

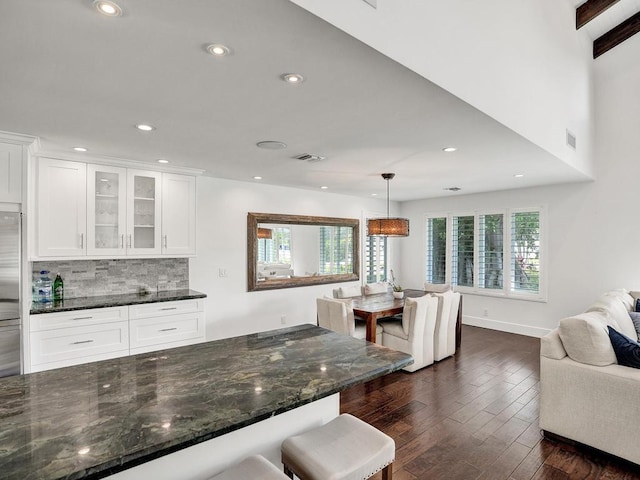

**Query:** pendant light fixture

left=257, top=228, right=273, bottom=239
left=367, top=173, right=410, bottom=237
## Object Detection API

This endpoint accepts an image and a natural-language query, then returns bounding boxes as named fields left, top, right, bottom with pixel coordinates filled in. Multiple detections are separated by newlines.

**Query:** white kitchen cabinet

left=129, top=299, right=205, bottom=354
left=29, top=306, right=129, bottom=372
left=162, top=173, right=196, bottom=255
left=0, top=142, right=23, bottom=203
left=126, top=169, right=162, bottom=255
left=87, top=164, right=127, bottom=256
left=36, top=158, right=87, bottom=257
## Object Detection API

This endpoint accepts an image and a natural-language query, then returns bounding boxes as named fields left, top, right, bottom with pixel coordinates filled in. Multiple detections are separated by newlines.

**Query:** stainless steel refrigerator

left=0, top=212, right=21, bottom=377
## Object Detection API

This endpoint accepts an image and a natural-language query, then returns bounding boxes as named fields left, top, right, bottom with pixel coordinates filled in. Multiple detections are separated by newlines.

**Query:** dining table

left=352, top=289, right=462, bottom=348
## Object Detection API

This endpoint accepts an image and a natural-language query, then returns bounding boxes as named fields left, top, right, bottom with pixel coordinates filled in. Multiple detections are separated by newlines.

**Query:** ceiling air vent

left=444, top=187, right=462, bottom=192
left=294, top=153, right=326, bottom=163
left=566, top=130, right=577, bottom=150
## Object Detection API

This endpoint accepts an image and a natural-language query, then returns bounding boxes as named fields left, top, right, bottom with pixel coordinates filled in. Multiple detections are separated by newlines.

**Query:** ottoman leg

left=382, top=463, right=393, bottom=480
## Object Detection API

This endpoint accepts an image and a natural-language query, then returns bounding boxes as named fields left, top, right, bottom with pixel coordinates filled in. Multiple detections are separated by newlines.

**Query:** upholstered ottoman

left=281, top=414, right=395, bottom=480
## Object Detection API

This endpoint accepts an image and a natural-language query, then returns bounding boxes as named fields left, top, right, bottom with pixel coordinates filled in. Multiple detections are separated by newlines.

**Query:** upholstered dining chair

left=364, top=282, right=389, bottom=295
left=432, top=290, right=462, bottom=361
left=379, top=295, right=439, bottom=372
left=332, top=284, right=364, bottom=299
left=317, top=297, right=382, bottom=342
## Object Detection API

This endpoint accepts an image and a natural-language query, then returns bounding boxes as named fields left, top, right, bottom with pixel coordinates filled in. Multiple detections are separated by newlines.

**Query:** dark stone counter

left=0, top=324, right=413, bottom=480
left=30, top=289, right=207, bottom=315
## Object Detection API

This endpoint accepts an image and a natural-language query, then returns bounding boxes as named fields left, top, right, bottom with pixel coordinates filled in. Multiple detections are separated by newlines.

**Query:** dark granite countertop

left=0, top=324, right=413, bottom=480
left=30, top=289, right=207, bottom=315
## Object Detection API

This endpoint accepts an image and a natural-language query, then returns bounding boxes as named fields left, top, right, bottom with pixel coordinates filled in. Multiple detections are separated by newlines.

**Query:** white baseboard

left=463, top=315, right=551, bottom=338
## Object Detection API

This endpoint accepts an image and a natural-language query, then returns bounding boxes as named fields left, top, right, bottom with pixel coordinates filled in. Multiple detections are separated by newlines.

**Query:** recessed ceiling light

left=514, top=174, right=524, bottom=178
left=73, top=146, right=88, bottom=152
left=320, top=186, right=329, bottom=190
left=206, top=44, right=231, bottom=57
left=253, top=176, right=263, bottom=180
left=256, top=140, right=287, bottom=150
left=157, top=159, right=169, bottom=164
left=93, top=0, right=122, bottom=17
left=442, top=147, right=457, bottom=153
left=371, top=193, right=377, bottom=196
left=281, top=73, right=304, bottom=84
left=136, top=124, right=155, bottom=131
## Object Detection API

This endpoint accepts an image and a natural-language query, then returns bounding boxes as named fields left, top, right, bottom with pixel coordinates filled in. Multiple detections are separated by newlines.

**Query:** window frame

left=423, top=206, right=546, bottom=302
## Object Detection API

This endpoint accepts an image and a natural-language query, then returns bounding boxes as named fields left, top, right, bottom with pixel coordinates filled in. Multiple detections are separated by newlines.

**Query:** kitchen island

left=0, top=324, right=412, bottom=480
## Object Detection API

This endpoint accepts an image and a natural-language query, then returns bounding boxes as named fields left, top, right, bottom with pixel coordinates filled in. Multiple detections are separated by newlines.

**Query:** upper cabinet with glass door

left=126, top=170, right=162, bottom=255
left=87, top=165, right=127, bottom=256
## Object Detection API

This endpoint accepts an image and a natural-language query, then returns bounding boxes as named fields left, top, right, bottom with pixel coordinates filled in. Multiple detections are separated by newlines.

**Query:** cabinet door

left=0, top=142, right=23, bottom=203
left=87, top=165, right=127, bottom=256
left=162, top=174, right=196, bottom=255
left=126, top=169, right=162, bottom=255
left=37, top=158, right=87, bottom=257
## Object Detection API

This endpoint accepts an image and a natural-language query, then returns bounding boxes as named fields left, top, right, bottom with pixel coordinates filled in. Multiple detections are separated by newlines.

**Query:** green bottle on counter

left=53, top=273, right=64, bottom=301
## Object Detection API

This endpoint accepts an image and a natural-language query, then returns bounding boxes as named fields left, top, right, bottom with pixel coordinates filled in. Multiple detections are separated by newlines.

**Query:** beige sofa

left=539, top=289, right=640, bottom=465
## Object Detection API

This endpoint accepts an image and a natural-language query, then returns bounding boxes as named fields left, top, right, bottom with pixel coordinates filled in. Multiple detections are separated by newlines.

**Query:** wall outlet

left=281, top=315, right=287, bottom=325
left=483, top=309, right=489, bottom=317
left=218, top=268, right=227, bottom=278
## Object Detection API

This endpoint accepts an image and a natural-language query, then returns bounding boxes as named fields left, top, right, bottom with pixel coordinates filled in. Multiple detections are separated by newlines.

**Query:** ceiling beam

left=593, top=10, right=640, bottom=58
left=576, top=0, right=621, bottom=29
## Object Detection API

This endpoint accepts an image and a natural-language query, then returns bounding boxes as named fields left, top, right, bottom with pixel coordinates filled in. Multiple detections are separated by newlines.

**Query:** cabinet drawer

left=30, top=321, right=129, bottom=369
left=30, top=306, right=128, bottom=332
left=128, top=299, right=203, bottom=320
left=129, top=312, right=205, bottom=354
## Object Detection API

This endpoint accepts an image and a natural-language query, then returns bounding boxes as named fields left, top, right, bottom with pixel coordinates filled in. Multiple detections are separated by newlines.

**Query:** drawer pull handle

left=72, top=340, right=94, bottom=345
left=159, top=327, right=177, bottom=332
left=73, top=316, right=93, bottom=321
left=160, top=307, right=177, bottom=311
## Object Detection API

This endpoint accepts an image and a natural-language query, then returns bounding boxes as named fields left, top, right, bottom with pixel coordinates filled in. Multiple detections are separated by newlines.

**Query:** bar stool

left=281, top=414, right=395, bottom=480
left=208, top=455, right=289, bottom=480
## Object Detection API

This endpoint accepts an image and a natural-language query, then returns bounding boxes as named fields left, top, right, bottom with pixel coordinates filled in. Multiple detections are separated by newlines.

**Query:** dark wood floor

left=340, top=325, right=640, bottom=480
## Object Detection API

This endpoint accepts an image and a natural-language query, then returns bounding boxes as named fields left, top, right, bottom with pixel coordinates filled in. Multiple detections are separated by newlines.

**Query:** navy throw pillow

left=608, top=326, right=640, bottom=369
left=635, top=298, right=640, bottom=312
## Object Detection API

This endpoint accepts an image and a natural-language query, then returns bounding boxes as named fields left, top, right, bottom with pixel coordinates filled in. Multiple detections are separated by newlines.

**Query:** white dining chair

left=317, top=297, right=382, bottom=342
left=332, top=284, right=364, bottom=299
left=432, top=290, right=461, bottom=361
left=379, top=295, right=439, bottom=372
left=364, top=282, right=389, bottom=295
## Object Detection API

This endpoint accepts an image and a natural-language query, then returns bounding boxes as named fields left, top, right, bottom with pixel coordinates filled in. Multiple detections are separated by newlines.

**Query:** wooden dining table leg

left=365, top=313, right=378, bottom=343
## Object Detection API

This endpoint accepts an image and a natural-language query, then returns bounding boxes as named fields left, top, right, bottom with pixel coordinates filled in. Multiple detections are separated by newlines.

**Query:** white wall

left=400, top=32, right=640, bottom=336
left=190, top=178, right=401, bottom=340
left=291, top=0, right=594, bottom=177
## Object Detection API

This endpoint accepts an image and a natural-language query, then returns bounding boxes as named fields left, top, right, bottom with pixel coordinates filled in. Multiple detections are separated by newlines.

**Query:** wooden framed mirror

left=247, top=212, right=360, bottom=291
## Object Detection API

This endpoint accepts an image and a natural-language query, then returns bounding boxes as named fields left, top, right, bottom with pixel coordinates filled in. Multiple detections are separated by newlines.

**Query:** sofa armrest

left=540, top=328, right=566, bottom=360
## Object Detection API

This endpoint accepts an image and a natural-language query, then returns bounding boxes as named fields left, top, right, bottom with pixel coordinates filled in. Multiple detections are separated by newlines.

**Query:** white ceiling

left=0, top=0, right=592, bottom=201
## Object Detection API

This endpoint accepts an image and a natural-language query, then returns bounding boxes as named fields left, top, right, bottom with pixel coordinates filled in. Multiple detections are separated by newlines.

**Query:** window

left=511, top=211, right=540, bottom=294
left=425, top=217, right=446, bottom=283
left=452, top=215, right=474, bottom=288
left=258, top=227, right=291, bottom=263
left=319, top=226, right=354, bottom=275
left=424, top=208, right=543, bottom=299
left=365, top=235, right=387, bottom=283
left=478, top=213, right=503, bottom=290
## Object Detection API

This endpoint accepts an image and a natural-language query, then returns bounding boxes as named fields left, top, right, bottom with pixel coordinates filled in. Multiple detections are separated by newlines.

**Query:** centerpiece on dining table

left=389, top=270, right=404, bottom=299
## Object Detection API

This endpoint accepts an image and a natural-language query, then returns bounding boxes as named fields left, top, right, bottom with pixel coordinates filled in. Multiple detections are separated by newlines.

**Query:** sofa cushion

left=586, top=295, right=637, bottom=341
left=629, top=311, right=640, bottom=339
left=608, top=326, right=640, bottom=369
left=603, top=289, right=634, bottom=311
left=540, top=329, right=567, bottom=360
left=558, top=312, right=617, bottom=366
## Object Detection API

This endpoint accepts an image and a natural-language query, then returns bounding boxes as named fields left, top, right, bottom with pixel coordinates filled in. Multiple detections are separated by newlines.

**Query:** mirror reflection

left=248, top=213, right=360, bottom=291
